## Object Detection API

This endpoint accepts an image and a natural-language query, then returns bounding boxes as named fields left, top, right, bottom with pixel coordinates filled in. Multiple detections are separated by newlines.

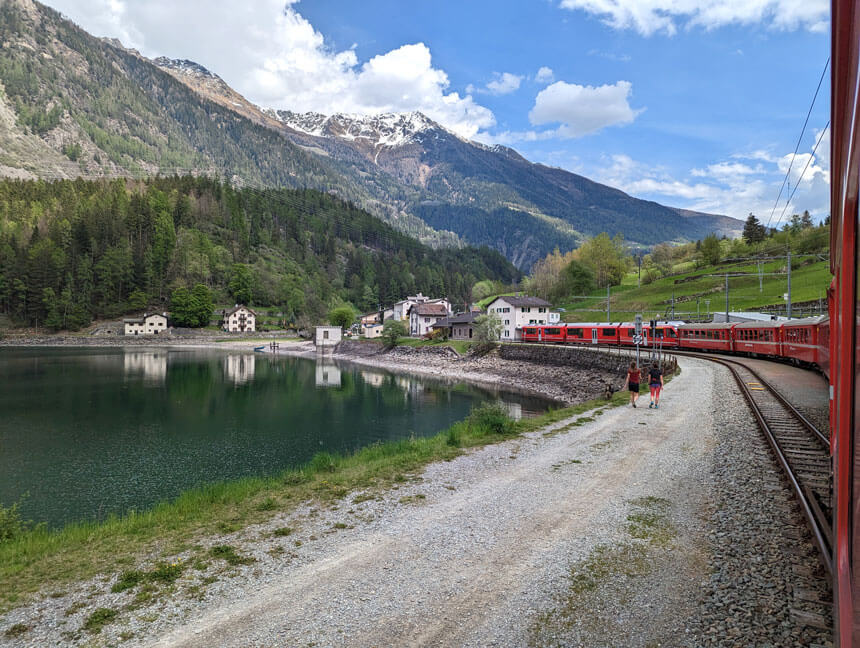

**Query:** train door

left=591, top=328, right=598, bottom=344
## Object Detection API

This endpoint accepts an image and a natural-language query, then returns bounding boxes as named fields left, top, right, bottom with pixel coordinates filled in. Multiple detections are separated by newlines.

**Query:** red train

left=520, top=317, right=830, bottom=374
left=830, top=1, right=858, bottom=643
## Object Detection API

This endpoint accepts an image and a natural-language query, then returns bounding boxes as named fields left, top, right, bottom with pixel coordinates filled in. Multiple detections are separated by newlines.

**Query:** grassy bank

left=0, top=387, right=648, bottom=613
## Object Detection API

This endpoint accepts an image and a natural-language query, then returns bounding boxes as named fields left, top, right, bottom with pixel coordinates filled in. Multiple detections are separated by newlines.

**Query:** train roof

left=781, top=316, right=828, bottom=326
left=732, top=320, right=784, bottom=329
left=677, top=322, right=735, bottom=329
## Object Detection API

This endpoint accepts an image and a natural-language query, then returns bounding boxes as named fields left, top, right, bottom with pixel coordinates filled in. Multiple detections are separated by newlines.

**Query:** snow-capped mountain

left=273, top=110, right=442, bottom=148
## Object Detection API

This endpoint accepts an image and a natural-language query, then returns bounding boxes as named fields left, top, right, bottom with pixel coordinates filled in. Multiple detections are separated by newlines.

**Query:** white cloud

left=559, top=0, right=829, bottom=36
left=48, top=0, right=495, bottom=139
left=535, top=66, right=555, bottom=83
left=588, top=129, right=829, bottom=221
left=528, top=80, right=642, bottom=138
left=484, top=72, right=523, bottom=95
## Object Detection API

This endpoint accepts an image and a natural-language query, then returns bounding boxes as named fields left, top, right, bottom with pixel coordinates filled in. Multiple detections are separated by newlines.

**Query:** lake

left=0, top=347, right=553, bottom=528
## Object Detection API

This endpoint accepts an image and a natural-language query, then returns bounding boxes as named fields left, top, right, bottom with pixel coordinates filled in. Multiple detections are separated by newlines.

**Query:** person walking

left=648, top=362, right=664, bottom=409
left=624, top=360, right=641, bottom=407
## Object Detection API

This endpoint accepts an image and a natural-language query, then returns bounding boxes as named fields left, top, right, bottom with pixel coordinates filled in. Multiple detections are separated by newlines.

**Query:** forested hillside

left=0, top=177, right=519, bottom=330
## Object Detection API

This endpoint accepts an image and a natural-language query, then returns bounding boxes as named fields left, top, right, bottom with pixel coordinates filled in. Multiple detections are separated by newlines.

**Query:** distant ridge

left=0, top=0, right=742, bottom=269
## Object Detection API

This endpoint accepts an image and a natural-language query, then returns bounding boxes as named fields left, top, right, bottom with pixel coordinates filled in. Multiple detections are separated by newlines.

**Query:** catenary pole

left=606, top=284, right=611, bottom=322
left=725, top=274, right=729, bottom=322
left=787, top=248, right=792, bottom=319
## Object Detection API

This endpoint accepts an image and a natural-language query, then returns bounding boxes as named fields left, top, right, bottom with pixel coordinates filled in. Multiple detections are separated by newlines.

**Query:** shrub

left=382, top=319, right=407, bottom=349
left=468, top=403, right=512, bottom=436
left=472, top=312, right=502, bottom=353
left=309, top=452, right=338, bottom=473
left=0, top=498, right=31, bottom=543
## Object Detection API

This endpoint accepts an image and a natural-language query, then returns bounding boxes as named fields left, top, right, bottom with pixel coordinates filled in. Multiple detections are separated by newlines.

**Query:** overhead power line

left=774, top=121, right=830, bottom=229
left=765, top=56, right=830, bottom=233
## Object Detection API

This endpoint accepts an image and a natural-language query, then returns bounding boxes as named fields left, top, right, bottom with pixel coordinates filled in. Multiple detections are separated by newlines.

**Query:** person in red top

left=623, top=360, right=641, bottom=408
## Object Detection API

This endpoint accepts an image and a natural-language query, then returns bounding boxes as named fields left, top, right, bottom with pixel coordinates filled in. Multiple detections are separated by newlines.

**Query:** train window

left=568, top=328, right=583, bottom=337
left=601, top=328, right=614, bottom=335
left=545, top=328, right=561, bottom=335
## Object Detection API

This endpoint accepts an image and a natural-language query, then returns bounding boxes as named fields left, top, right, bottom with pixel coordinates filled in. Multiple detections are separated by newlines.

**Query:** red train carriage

left=731, top=321, right=782, bottom=357
left=677, top=322, right=735, bottom=352
left=520, top=325, right=566, bottom=343
left=781, top=316, right=826, bottom=367
left=618, top=322, right=681, bottom=348
left=817, top=316, right=831, bottom=380
left=566, top=323, right=620, bottom=345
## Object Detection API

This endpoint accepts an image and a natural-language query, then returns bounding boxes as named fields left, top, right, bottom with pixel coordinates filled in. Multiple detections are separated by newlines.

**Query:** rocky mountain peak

left=153, top=57, right=220, bottom=82
left=273, top=110, right=445, bottom=148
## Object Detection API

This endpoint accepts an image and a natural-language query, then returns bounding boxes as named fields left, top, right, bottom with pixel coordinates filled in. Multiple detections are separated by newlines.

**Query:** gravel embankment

left=683, top=367, right=833, bottom=648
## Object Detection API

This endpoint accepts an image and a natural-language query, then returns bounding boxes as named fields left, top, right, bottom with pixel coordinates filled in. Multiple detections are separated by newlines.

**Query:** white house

left=408, top=302, right=450, bottom=337
left=392, top=293, right=430, bottom=321
left=123, top=313, right=168, bottom=336
left=549, top=311, right=561, bottom=324
left=315, top=325, right=342, bottom=347
left=485, top=295, right=552, bottom=341
left=222, top=306, right=256, bottom=333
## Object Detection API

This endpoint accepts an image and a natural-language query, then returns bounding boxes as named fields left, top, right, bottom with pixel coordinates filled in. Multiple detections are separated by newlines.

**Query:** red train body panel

left=677, top=322, right=735, bottom=352
left=731, top=321, right=783, bottom=357
left=782, top=316, right=826, bottom=366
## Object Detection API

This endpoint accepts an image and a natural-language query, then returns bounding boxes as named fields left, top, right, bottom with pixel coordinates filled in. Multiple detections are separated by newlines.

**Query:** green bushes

left=0, top=499, right=34, bottom=543
left=468, top=403, right=513, bottom=436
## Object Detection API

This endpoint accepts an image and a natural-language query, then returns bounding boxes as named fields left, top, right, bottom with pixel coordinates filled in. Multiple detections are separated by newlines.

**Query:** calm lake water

left=0, top=347, right=553, bottom=528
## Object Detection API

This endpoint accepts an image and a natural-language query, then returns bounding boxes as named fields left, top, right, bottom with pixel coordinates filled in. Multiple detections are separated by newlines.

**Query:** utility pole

left=705, top=299, right=711, bottom=321
left=696, top=297, right=700, bottom=321
left=725, top=273, right=729, bottom=323
left=758, top=261, right=763, bottom=292
left=786, top=248, right=792, bottom=319
left=606, top=284, right=611, bottom=322
left=638, top=255, right=642, bottom=288
left=671, top=287, right=675, bottom=320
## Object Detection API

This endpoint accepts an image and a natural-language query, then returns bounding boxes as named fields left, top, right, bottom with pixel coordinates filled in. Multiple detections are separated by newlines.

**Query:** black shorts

left=628, top=382, right=639, bottom=392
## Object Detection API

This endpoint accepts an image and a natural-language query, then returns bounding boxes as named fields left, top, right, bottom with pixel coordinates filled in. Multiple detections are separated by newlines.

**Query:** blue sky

left=48, top=0, right=831, bottom=224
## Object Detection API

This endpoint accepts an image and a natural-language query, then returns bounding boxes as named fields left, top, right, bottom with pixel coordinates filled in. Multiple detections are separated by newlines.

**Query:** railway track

left=676, top=351, right=833, bottom=576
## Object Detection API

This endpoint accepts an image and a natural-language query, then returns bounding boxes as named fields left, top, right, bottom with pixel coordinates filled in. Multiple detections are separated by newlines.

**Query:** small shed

left=314, top=326, right=342, bottom=347
left=363, top=323, right=384, bottom=339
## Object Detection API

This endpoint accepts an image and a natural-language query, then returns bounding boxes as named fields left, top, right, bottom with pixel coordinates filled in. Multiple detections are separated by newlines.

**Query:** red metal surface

left=831, top=1, right=860, bottom=643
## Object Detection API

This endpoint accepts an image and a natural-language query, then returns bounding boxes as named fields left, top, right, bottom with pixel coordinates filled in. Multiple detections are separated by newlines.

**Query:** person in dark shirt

left=648, top=362, right=664, bottom=409
left=623, top=360, right=641, bottom=408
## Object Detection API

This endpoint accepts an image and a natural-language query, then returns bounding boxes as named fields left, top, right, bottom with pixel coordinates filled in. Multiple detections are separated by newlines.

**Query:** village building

left=485, top=295, right=552, bottom=341
left=392, top=293, right=430, bottom=321
left=123, top=313, right=168, bottom=336
left=363, top=323, right=384, bottom=339
left=431, top=311, right=482, bottom=340
left=408, top=302, right=451, bottom=337
left=222, top=306, right=256, bottom=333
left=314, top=325, right=342, bottom=348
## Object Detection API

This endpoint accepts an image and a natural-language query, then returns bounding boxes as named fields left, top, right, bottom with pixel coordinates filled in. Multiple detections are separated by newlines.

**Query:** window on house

left=323, top=331, right=329, bottom=339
